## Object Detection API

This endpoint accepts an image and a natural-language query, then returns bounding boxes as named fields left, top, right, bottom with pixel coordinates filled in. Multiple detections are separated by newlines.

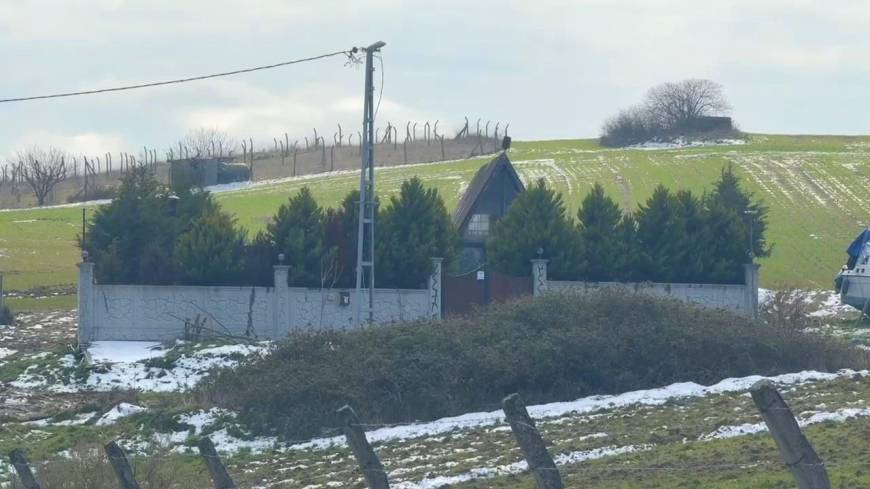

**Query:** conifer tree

left=267, top=186, right=324, bottom=286
left=578, top=183, right=624, bottom=281
left=85, top=167, right=215, bottom=284
left=488, top=179, right=585, bottom=279
left=613, top=213, right=638, bottom=281
left=322, top=190, right=364, bottom=288
left=176, top=210, right=246, bottom=285
left=673, top=190, right=706, bottom=282
left=634, top=185, right=686, bottom=282
left=377, top=178, right=456, bottom=289
left=708, top=164, right=770, bottom=258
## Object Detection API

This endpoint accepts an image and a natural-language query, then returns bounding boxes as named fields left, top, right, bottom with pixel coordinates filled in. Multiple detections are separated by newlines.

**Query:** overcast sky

left=2, top=0, right=869, bottom=160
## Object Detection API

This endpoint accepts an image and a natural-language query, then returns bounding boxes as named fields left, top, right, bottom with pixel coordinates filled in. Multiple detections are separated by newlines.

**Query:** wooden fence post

left=105, top=441, right=141, bottom=489
left=337, top=405, right=390, bottom=489
left=502, top=393, right=564, bottom=489
left=8, top=449, right=41, bottom=489
left=750, top=380, right=831, bottom=489
left=198, top=437, right=236, bottom=489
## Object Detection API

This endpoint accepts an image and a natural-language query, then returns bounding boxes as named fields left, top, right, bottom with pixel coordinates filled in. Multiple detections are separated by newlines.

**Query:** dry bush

left=34, top=443, right=206, bottom=489
left=761, top=288, right=822, bottom=333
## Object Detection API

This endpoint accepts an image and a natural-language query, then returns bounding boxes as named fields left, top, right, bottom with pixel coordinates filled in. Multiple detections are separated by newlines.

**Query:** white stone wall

left=533, top=260, right=758, bottom=316
left=287, top=289, right=430, bottom=330
left=546, top=281, right=749, bottom=314
left=88, top=284, right=275, bottom=341
left=78, top=260, right=442, bottom=342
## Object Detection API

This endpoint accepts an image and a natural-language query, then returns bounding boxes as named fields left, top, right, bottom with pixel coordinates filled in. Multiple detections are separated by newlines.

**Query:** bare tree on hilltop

left=601, top=78, right=737, bottom=147
left=179, top=128, right=237, bottom=158
left=16, top=146, right=68, bottom=206
left=646, top=79, right=731, bottom=129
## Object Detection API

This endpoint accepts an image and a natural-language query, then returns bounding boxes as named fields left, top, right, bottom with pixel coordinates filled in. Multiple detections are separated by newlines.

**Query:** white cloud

left=2, top=131, right=130, bottom=161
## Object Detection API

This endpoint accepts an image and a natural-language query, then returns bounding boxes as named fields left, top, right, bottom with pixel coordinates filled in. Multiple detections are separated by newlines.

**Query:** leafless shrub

left=35, top=443, right=202, bottom=488
left=761, top=288, right=822, bottom=333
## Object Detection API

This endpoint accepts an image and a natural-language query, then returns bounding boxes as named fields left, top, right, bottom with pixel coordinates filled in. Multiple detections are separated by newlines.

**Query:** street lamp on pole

left=744, top=209, right=758, bottom=262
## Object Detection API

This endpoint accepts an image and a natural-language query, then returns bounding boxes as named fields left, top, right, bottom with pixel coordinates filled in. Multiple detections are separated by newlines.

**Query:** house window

left=467, top=213, right=490, bottom=238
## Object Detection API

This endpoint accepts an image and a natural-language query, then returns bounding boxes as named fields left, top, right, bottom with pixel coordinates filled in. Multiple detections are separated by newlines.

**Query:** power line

left=0, top=49, right=354, bottom=104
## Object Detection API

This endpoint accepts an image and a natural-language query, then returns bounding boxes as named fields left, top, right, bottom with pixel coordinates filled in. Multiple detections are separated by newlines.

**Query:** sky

left=2, top=0, right=870, bottom=161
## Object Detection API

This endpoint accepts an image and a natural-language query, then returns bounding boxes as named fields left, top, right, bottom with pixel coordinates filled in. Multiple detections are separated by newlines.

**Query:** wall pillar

left=428, top=257, right=443, bottom=319
left=531, top=259, right=549, bottom=296
left=744, top=263, right=760, bottom=318
left=273, top=265, right=291, bottom=336
left=77, top=261, right=95, bottom=344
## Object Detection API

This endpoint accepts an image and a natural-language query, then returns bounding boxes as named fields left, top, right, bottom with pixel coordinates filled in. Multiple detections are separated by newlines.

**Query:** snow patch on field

left=288, top=369, right=864, bottom=452
left=88, top=341, right=166, bottom=363
left=627, top=138, right=746, bottom=150
left=700, top=406, right=870, bottom=441
left=96, top=403, right=146, bottom=426
left=394, top=444, right=649, bottom=488
left=9, top=341, right=270, bottom=393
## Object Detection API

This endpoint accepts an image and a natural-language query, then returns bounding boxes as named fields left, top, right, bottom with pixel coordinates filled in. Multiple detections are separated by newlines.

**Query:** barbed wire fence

left=0, top=117, right=508, bottom=208
left=5, top=380, right=833, bottom=489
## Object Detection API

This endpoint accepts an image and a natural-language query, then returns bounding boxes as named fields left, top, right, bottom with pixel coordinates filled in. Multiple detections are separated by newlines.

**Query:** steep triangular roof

left=453, top=152, right=524, bottom=231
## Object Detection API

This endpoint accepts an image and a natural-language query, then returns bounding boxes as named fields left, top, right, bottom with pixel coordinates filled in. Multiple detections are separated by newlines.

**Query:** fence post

left=105, top=441, right=140, bottom=489
left=8, top=449, right=42, bottom=489
left=428, top=257, right=443, bottom=319
left=77, top=258, right=95, bottom=343
left=502, top=393, right=564, bottom=489
left=750, top=380, right=831, bottom=489
left=337, top=405, right=390, bottom=489
left=744, top=262, right=760, bottom=318
left=531, top=259, right=549, bottom=296
left=198, top=437, right=237, bottom=489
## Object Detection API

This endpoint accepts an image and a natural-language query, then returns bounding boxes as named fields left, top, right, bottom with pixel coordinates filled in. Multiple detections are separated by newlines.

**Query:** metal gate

left=443, top=268, right=531, bottom=317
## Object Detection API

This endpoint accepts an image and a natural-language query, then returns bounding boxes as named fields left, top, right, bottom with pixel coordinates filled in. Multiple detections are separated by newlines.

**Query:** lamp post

left=744, top=209, right=758, bottom=262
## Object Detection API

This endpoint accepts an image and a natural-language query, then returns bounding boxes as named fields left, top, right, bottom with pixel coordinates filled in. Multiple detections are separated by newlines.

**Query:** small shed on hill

left=453, top=152, right=524, bottom=270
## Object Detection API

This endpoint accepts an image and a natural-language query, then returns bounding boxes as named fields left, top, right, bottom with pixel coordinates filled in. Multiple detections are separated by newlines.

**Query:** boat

left=835, top=228, right=870, bottom=313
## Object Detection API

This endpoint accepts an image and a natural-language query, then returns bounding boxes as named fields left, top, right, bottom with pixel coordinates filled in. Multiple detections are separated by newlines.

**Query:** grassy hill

left=1, top=134, right=868, bottom=310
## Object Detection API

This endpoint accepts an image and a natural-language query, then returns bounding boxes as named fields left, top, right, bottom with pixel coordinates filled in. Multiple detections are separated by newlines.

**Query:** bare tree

left=179, top=128, right=237, bottom=158
left=645, top=79, right=731, bottom=128
left=16, top=146, right=68, bottom=206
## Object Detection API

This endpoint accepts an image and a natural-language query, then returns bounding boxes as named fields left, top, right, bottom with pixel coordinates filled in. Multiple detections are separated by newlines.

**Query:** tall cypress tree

left=578, top=183, right=624, bottom=281
left=488, top=179, right=585, bottom=279
left=673, top=190, right=706, bottom=282
left=707, top=164, right=770, bottom=259
left=634, top=185, right=687, bottom=282
left=267, top=187, right=324, bottom=286
left=377, top=178, right=456, bottom=289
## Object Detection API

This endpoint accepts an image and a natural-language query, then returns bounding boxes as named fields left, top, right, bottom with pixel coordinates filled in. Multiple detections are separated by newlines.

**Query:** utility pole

left=354, top=41, right=385, bottom=328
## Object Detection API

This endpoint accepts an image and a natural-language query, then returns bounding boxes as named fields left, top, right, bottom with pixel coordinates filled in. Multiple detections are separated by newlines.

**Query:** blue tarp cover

left=848, top=228, right=870, bottom=258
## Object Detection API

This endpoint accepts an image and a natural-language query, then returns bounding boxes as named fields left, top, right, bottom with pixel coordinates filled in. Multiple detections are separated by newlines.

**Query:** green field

left=1, top=134, right=868, bottom=310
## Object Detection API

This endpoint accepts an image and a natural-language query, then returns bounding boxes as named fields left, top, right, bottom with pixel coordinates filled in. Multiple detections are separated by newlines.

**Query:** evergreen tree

left=487, top=179, right=585, bottom=279
left=85, top=167, right=215, bottom=284
left=377, top=178, right=456, bottom=289
left=708, top=164, right=771, bottom=258
left=267, top=187, right=324, bottom=286
left=699, top=200, right=747, bottom=284
left=673, top=190, right=706, bottom=282
left=323, top=190, right=366, bottom=288
left=613, top=213, right=638, bottom=281
left=578, top=183, right=624, bottom=281
left=634, top=185, right=686, bottom=282
left=176, top=210, right=246, bottom=285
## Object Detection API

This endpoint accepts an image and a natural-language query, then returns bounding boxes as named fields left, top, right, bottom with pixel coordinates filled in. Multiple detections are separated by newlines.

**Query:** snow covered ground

left=627, top=138, right=747, bottom=150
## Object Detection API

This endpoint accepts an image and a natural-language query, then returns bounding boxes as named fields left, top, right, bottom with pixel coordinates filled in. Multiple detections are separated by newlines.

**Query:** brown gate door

left=442, top=270, right=531, bottom=317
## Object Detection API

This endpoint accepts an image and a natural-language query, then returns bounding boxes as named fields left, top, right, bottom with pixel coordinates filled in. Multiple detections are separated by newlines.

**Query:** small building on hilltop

left=453, top=152, right=525, bottom=270
left=170, top=157, right=250, bottom=188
